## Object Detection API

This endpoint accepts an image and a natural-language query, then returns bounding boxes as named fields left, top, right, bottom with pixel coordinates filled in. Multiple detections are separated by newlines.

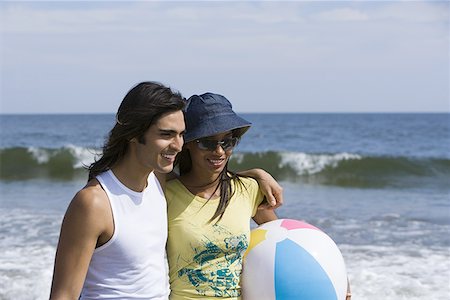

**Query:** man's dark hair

left=88, top=81, right=185, bottom=180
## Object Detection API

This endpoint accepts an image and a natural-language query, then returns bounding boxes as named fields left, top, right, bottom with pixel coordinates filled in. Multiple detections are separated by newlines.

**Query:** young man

left=50, top=82, right=186, bottom=299
left=50, top=82, right=283, bottom=300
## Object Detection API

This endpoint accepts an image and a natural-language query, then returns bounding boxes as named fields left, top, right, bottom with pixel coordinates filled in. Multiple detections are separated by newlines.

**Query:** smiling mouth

left=161, top=153, right=177, bottom=162
left=207, top=158, right=225, bottom=166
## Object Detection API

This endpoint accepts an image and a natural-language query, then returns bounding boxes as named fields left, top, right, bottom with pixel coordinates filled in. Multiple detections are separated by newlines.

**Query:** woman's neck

left=179, top=171, right=221, bottom=199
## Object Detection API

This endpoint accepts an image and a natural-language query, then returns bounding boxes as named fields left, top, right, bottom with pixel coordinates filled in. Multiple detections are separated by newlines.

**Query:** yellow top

left=166, top=176, right=264, bottom=300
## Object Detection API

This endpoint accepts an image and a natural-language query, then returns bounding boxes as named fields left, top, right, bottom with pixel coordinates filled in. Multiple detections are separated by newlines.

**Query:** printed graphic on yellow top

left=166, top=177, right=264, bottom=299
left=178, top=226, right=247, bottom=297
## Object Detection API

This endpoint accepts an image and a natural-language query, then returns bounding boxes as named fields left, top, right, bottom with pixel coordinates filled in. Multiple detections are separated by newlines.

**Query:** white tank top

left=80, top=170, right=169, bottom=300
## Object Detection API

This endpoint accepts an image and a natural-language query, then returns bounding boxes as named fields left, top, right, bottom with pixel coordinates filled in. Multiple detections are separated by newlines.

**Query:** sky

left=0, top=0, right=448, bottom=114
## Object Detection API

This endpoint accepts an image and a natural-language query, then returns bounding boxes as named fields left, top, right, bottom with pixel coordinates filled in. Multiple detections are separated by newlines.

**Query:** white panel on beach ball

left=242, top=219, right=348, bottom=300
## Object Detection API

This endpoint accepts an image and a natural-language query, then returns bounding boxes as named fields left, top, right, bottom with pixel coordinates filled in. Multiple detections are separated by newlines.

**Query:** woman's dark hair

left=88, top=81, right=185, bottom=181
left=176, top=128, right=248, bottom=223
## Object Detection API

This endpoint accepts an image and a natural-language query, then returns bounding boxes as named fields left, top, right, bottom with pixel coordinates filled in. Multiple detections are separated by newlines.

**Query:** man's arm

left=238, top=168, right=284, bottom=209
left=50, top=183, right=111, bottom=300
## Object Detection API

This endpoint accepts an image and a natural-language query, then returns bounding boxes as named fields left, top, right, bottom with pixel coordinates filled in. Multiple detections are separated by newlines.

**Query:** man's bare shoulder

left=68, top=179, right=109, bottom=216
left=59, top=178, right=112, bottom=242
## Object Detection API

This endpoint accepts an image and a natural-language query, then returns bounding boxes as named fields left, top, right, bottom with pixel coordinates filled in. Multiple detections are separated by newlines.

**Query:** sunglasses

left=195, top=137, right=239, bottom=151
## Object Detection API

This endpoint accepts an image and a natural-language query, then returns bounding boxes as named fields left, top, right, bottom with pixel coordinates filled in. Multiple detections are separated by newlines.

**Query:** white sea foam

left=27, top=147, right=50, bottom=164
left=0, top=209, right=60, bottom=300
left=26, top=145, right=100, bottom=169
left=342, top=244, right=450, bottom=300
left=65, top=144, right=101, bottom=168
left=0, top=244, right=55, bottom=300
left=279, top=152, right=362, bottom=175
left=233, top=151, right=362, bottom=175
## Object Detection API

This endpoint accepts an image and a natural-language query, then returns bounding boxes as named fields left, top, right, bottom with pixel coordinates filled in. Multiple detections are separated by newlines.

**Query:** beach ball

left=242, top=219, right=347, bottom=300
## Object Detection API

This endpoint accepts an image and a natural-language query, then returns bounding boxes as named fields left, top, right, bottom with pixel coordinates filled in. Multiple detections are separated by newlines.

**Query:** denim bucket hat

left=183, top=93, right=252, bottom=143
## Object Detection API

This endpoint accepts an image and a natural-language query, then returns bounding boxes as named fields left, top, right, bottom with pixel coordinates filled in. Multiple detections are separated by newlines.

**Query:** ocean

left=0, top=113, right=449, bottom=299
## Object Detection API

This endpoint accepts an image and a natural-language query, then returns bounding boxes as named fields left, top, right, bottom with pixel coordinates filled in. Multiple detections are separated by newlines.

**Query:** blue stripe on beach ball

left=274, top=238, right=337, bottom=300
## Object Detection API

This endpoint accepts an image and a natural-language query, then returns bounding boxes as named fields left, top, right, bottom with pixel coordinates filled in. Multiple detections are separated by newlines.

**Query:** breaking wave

left=1, top=147, right=449, bottom=188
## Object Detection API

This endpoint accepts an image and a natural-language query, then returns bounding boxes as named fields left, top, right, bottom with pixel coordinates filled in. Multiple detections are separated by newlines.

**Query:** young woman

left=165, top=93, right=278, bottom=300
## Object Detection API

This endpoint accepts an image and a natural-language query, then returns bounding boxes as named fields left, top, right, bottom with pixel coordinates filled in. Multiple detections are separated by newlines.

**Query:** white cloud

left=0, top=3, right=155, bottom=33
left=309, top=1, right=449, bottom=23
left=312, top=7, right=369, bottom=22
left=0, top=2, right=306, bottom=34
left=373, top=1, right=449, bottom=23
left=2, top=1, right=447, bottom=34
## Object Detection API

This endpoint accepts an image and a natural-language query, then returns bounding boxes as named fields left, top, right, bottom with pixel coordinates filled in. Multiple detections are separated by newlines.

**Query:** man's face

left=133, top=110, right=185, bottom=174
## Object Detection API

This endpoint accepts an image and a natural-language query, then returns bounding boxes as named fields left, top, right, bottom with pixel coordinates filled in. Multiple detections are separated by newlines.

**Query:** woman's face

left=185, top=131, right=237, bottom=177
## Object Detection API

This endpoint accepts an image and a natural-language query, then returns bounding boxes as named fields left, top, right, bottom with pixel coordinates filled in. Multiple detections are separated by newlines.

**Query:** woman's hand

left=346, top=278, right=352, bottom=300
